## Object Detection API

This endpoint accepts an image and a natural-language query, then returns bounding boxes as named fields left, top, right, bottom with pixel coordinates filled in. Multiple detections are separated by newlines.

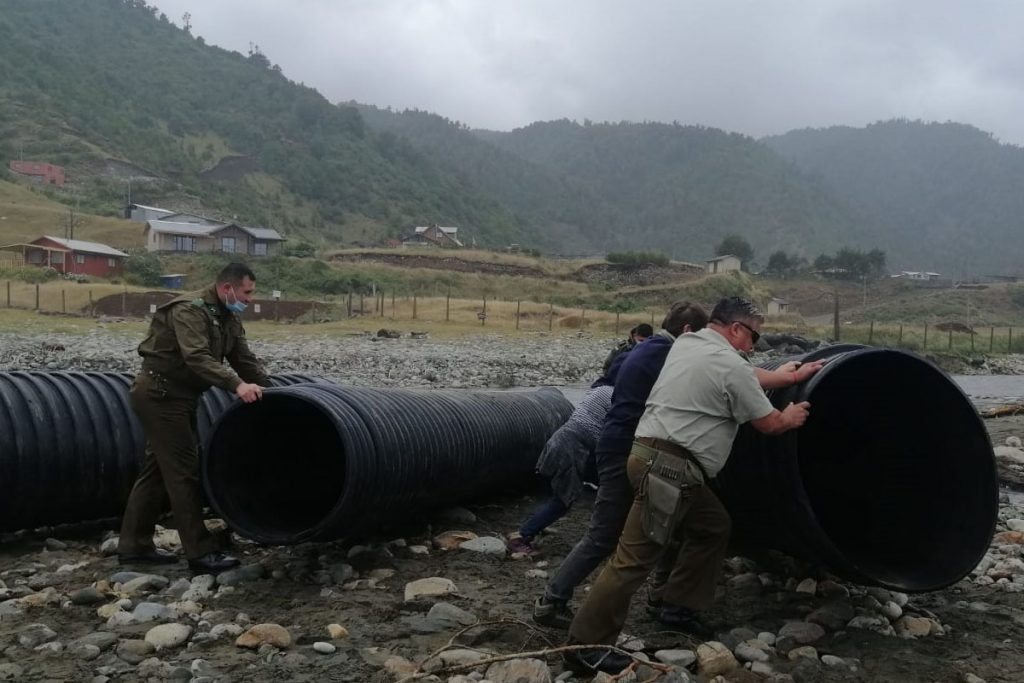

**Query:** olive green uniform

left=119, top=285, right=269, bottom=560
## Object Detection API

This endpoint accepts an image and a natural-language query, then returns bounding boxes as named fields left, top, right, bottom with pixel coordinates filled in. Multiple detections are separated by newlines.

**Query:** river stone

left=116, top=638, right=155, bottom=664
left=74, top=631, right=119, bottom=651
left=433, top=530, right=478, bottom=550
left=894, top=616, right=933, bottom=638
left=735, top=640, right=771, bottom=663
left=34, top=641, right=64, bottom=655
left=405, top=577, right=458, bottom=601
left=146, top=622, right=192, bottom=650
left=122, top=574, right=171, bottom=594
left=795, top=578, right=817, bottom=594
left=327, top=623, right=349, bottom=639
left=817, top=579, right=850, bottom=598
left=70, top=586, right=107, bottom=605
left=459, top=536, right=508, bottom=556
left=235, top=623, right=292, bottom=649
left=778, top=621, right=825, bottom=645
left=216, top=564, right=266, bottom=587
left=485, top=657, right=552, bottom=682
left=847, top=615, right=896, bottom=635
left=313, top=641, right=336, bottom=654
left=696, top=642, right=738, bottom=677
left=788, top=645, right=819, bottom=661
left=822, top=654, right=859, bottom=671
left=726, top=572, right=763, bottom=596
left=807, top=602, right=855, bottom=631
left=210, top=623, right=244, bottom=639
left=68, top=642, right=102, bottom=660
left=0, top=663, right=24, bottom=681
left=383, top=655, right=418, bottom=675
left=18, top=622, right=57, bottom=648
left=427, top=601, right=477, bottom=627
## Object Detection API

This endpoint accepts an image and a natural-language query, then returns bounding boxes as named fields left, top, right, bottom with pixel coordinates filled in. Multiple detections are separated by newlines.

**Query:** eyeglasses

left=735, top=321, right=761, bottom=344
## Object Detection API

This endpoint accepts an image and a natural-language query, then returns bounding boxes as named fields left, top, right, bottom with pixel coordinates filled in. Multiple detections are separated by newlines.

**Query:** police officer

left=118, top=262, right=269, bottom=574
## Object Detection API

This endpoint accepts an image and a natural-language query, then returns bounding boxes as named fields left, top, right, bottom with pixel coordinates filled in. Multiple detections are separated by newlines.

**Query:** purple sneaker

left=506, top=536, right=540, bottom=556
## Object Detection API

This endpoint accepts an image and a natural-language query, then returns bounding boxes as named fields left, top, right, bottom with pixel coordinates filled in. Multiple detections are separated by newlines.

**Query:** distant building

left=892, top=271, right=941, bottom=281
left=0, top=235, right=127, bottom=278
left=125, top=203, right=175, bottom=223
left=144, top=219, right=285, bottom=256
left=8, top=161, right=65, bottom=187
left=402, top=224, right=463, bottom=248
left=766, top=298, right=791, bottom=315
left=706, top=254, right=741, bottom=274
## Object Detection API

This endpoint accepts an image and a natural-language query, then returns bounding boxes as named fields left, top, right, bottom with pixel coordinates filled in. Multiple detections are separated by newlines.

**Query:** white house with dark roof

left=144, top=219, right=285, bottom=256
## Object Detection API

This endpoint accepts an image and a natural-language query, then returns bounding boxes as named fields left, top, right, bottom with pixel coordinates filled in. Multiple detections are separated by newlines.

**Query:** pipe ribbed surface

left=0, top=371, right=324, bottom=532
left=202, top=385, right=574, bottom=544
left=716, top=346, right=998, bottom=592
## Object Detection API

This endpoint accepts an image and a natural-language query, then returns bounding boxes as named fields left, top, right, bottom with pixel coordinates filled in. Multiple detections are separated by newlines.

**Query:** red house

left=1, top=236, right=129, bottom=278
left=8, top=161, right=65, bottom=187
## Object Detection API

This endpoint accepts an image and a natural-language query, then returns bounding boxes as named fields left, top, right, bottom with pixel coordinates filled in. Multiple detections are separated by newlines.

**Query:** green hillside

left=765, top=120, right=1024, bottom=275
left=0, top=0, right=541, bottom=248
left=473, top=120, right=875, bottom=262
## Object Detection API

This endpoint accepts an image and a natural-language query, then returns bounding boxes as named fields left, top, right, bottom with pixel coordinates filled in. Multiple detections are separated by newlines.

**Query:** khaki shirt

left=635, top=327, right=774, bottom=477
left=138, top=285, right=269, bottom=395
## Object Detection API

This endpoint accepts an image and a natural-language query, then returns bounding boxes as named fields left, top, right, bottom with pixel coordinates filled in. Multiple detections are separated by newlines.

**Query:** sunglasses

left=735, top=321, right=761, bottom=344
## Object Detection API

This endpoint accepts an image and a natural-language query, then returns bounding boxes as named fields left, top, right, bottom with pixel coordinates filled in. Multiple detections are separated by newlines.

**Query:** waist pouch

left=633, top=443, right=705, bottom=545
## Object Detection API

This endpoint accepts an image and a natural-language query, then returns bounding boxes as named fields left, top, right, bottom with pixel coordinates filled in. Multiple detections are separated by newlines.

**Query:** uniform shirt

left=635, top=327, right=774, bottom=477
left=138, top=285, right=269, bottom=394
left=596, top=329, right=677, bottom=454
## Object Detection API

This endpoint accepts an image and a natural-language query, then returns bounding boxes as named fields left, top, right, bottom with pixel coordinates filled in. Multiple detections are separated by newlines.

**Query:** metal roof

left=146, top=220, right=219, bottom=236
left=41, top=236, right=128, bottom=258
left=241, top=226, right=284, bottom=241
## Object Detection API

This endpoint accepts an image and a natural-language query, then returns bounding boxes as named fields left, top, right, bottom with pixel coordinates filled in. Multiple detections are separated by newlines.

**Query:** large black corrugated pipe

left=202, top=385, right=574, bottom=545
left=715, top=345, right=998, bottom=592
left=0, top=371, right=325, bottom=532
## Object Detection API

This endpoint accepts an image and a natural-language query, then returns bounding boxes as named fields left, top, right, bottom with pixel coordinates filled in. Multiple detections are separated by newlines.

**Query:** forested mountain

left=0, top=0, right=542, bottom=248
left=765, top=121, right=1024, bottom=275
left=474, top=120, right=871, bottom=261
left=2, top=1, right=1020, bottom=272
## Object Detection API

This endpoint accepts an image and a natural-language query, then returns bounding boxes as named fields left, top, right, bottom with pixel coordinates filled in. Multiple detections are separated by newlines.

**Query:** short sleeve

left=724, top=364, right=775, bottom=424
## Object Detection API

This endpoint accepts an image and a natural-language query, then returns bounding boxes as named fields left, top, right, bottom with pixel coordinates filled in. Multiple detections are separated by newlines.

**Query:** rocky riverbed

left=2, top=328, right=1024, bottom=682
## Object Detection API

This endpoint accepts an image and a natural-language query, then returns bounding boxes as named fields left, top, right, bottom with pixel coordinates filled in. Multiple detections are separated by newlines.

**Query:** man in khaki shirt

left=566, top=297, right=823, bottom=675
left=118, top=262, right=268, bottom=574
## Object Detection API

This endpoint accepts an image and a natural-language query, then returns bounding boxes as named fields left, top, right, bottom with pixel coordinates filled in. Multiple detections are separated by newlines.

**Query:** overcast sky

left=150, top=1, right=1024, bottom=146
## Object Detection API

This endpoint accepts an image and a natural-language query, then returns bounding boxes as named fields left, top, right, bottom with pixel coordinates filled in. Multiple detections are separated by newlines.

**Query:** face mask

left=225, top=286, right=247, bottom=314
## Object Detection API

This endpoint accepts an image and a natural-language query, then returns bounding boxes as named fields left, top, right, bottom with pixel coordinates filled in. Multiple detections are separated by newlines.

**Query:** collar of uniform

left=654, top=328, right=676, bottom=343
left=201, top=285, right=230, bottom=315
left=699, top=326, right=749, bottom=361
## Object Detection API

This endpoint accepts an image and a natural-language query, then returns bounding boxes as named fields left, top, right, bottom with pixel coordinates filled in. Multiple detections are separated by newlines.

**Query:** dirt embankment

left=331, top=252, right=550, bottom=279
left=574, top=262, right=705, bottom=288
left=90, top=292, right=320, bottom=322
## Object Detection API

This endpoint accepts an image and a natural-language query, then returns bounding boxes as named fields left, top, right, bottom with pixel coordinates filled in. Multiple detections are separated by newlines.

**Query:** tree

left=765, top=250, right=807, bottom=278
left=715, top=234, right=754, bottom=271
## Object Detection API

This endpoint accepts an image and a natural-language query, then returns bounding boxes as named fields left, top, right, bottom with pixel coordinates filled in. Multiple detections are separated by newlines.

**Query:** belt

left=633, top=436, right=710, bottom=481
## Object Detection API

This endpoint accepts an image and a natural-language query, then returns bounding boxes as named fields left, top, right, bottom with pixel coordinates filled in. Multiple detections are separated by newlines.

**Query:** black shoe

left=118, top=548, right=179, bottom=565
left=563, top=647, right=633, bottom=675
left=645, top=590, right=664, bottom=616
left=188, top=552, right=240, bottom=574
left=532, top=596, right=574, bottom=630
left=657, top=604, right=715, bottom=640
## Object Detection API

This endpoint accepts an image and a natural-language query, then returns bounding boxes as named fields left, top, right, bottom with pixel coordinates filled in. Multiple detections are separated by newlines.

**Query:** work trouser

left=118, top=373, right=218, bottom=560
left=569, top=442, right=731, bottom=645
left=544, top=444, right=678, bottom=603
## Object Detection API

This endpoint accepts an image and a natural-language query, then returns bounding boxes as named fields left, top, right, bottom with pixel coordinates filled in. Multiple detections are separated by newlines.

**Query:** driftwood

left=981, top=403, right=1024, bottom=419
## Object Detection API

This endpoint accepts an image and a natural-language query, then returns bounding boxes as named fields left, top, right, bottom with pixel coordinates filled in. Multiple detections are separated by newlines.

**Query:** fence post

left=275, top=300, right=280, bottom=322
left=971, top=329, right=975, bottom=352
left=35, top=283, right=40, bottom=310
left=482, top=296, right=487, bottom=317
left=311, top=301, right=317, bottom=323
left=548, top=303, right=554, bottom=331
left=868, top=320, right=874, bottom=345
left=580, top=307, right=585, bottom=331
left=359, top=293, right=364, bottom=316
left=990, top=327, right=995, bottom=352
left=446, top=286, right=451, bottom=322
left=650, top=310, right=654, bottom=325
left=391, top=292, right=395, bottom=317
left=413, top=295, right=417, bottom=320
left=1011, top=327, right=1014, bottom=353
left=923, top=323, right=928, bottom=349
left=88, top=289, right=93, bottom=315
left=897, top=324, right=903, bottom=347
left=6, top=281, right=10, bottom=307
left=615, top=311, right=620, bottom=336
left=121, top=290, right=126, bottom=316
left=61, top=289, right=66, bottom=314
left=346, top=292, right=352, bottom=317
left=948, top=328, right=953, bottom=350
left=515, top=300, right=521, bottom=330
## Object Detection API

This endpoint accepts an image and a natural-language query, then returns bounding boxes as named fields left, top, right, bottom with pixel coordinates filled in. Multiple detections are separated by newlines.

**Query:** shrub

left=606, top=251, right=670, bottom=268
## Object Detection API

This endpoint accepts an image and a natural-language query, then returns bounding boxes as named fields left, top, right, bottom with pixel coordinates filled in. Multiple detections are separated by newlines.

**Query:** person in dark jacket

left=601, top=323, right=653, bottom=375
left=118, top=262, right=269, bottom=575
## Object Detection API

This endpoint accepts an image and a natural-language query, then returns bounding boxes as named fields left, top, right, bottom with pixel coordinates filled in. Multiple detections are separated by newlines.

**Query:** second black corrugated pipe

left=716, top=345, right=997, bottom=592
left=201, top=385, right=574, bottom=544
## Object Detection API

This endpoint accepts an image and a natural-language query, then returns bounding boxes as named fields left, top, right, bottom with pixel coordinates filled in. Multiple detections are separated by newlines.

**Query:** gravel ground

left=3, top=327, right=1024, bottom=683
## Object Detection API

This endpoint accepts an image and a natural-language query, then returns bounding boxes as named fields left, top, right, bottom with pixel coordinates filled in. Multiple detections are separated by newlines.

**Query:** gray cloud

left=152, top=0, right=1024, bottom=144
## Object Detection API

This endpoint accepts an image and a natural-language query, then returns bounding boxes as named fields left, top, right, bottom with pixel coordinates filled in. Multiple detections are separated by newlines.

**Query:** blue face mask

left=225, top=286, right=247, bottom=314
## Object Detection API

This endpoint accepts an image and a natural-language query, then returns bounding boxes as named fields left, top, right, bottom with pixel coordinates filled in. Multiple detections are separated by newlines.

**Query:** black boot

left=657, top=604, right=715, bottom=640
left=563, top=645, right=633, bottom=675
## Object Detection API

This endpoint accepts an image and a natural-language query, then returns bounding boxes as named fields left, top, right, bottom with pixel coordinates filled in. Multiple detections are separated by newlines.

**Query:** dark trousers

left=118, top=375, right=217, bottom=560
left=544, top=446, right=634, bottom=603
left=520, top=494, right=571, bottom=540
left=569, top=450, right=732, bottom=645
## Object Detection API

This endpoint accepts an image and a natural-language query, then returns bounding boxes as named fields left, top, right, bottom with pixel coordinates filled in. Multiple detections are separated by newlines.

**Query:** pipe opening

left=205, top=394, right=346, bottom=543
left=798, top=351, right=996, bottom=590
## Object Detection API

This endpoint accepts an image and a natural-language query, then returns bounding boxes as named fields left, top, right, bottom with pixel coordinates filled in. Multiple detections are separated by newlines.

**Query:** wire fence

left=3, top=280, right=1023, bottom=352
